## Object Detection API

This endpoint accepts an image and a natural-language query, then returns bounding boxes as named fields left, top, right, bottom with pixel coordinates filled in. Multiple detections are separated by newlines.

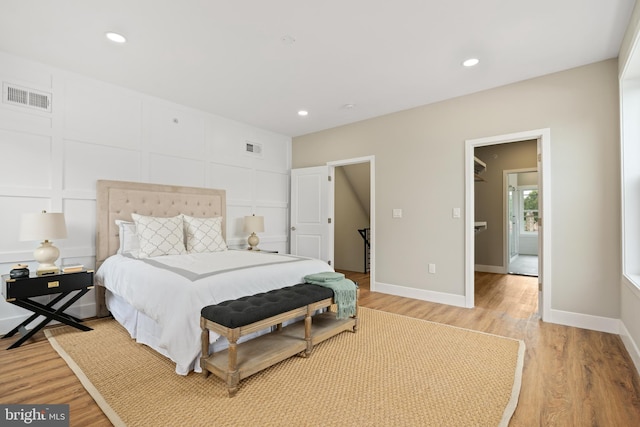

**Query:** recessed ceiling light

left=342, top=104, right=356, bottom=109
left=105, top=32, right=127, bottom=44
left=462, top=58, right=479, bottom=67
left=298, top=110, right=309, bottom=117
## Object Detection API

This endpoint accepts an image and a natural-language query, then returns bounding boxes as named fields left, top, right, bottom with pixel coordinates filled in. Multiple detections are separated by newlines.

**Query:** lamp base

left=247, top=232, right=260, bottom=251
left=34, top=240, right=60, bottom=276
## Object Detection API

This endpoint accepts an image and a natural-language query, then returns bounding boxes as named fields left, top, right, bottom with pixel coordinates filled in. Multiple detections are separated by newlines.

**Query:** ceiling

left=0, top=0, right=635, bottom=137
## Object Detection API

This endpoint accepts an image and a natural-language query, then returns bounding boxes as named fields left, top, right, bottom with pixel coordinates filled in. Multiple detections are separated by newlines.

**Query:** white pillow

left=115, top=220, right=140, bottom=256
left=183, top=215, right=227, bottom=253
left=131, top=213, right=186, bottom=258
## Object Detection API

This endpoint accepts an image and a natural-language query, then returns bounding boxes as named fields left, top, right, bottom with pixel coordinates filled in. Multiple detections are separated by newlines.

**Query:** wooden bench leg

left=226, top=329, right=240, bottom=397
left=303, top=308, right=312, bottom=356
left=200, top=322, right=210, bottom=378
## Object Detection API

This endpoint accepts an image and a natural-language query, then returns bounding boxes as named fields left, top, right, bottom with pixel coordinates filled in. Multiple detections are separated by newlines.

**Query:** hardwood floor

left=1, top=271, right=639, bottom=426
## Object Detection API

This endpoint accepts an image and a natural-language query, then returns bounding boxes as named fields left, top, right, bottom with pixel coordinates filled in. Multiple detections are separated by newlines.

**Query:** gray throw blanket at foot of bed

left=304, top=272, right=357, bottom=319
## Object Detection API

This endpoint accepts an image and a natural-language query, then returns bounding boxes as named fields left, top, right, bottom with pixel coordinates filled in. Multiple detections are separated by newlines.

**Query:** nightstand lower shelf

left=2, top=270, right=94, bottom=349
left=3, top=288, right=92, bottom=349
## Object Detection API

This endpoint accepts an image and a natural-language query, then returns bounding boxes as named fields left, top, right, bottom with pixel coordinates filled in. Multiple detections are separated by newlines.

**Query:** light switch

left=393, top=209, right=402, bottom=218
left=452, top=208, right=461, bottom=218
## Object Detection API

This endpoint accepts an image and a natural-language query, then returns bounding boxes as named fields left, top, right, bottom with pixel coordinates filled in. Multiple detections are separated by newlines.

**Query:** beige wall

left=474, top=140, right=537, bottom=267
left=293, top=59, right=620, bottom=319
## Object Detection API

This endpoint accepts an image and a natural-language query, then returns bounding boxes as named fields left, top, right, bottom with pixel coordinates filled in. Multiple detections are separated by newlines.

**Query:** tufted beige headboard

left=95, top=180, right=226, bottom=316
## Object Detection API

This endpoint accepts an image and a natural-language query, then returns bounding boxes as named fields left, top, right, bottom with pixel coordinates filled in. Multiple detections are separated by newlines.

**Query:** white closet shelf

left=474, top=156, right=487, bottom=182
left=474, top=221, right=487, bottom=233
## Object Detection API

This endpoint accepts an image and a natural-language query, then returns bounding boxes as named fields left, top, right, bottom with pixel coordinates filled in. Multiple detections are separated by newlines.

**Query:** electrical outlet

left=452, top=208, right=461, bottom=218
left=428, top=263, right=436, bottom=274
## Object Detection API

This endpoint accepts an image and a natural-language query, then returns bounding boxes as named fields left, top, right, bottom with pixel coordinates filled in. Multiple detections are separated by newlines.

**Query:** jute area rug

left=46, top=307, right=524, bottom=427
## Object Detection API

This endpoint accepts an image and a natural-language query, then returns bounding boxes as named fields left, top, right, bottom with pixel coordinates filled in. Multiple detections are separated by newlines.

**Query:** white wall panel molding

left=0, top=196, right=58, bottom=255
left=0, top=107, right=52, bottom=135
left=147, top=102, right=206, bottom=159
left=148, top=153, right=206, bottom=187
left=63, top=76, right=142, bottom=149
left=209, top=162, right=254, bottom=200
left=0, top=50, right=292, bottom=325
left=255, top=169, right=288, bottom=205
left=0, top=188, right=54, bottom=198
left=61, top=190, right=97, bottom=200
left=0, top=252, right=34, bottom=264
left=0, top=129, right=53, bottom=190
left=63, top=140, right=142, bottom=191
left=227, top=200, right=253, bottom=207
left=254, top=201, right=288, bottom=209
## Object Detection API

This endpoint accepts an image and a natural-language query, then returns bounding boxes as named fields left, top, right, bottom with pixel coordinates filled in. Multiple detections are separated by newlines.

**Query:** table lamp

left=20, top=211, right=67, bottom=275
left=244, top=214, right=264, bottom=250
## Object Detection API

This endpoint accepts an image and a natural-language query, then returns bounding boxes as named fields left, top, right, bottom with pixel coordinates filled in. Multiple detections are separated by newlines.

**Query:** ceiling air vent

left=245, top=141, right=263, bottom=157
left=3, top=82, right=52, bottom=112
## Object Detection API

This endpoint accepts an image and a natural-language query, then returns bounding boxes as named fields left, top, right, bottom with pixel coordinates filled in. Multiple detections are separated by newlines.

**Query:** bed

left=94, top=180, right=333, bottom=375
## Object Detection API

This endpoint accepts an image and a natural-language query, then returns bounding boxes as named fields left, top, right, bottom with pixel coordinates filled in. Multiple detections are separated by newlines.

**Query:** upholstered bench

left=200, top=283, right=358, bottom=397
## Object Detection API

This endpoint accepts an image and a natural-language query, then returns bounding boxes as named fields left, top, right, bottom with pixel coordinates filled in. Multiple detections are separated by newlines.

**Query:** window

left=521, top=188, right=538, bottom=233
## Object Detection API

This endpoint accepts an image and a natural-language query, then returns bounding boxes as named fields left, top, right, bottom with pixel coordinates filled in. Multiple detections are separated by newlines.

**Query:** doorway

left=328, top=156, right=375, bottom=289
left=291, top=156, right=376, bottom=289
left=506, top=170, right=539, bottom=277
left=465, top=129, right=551, bottom=321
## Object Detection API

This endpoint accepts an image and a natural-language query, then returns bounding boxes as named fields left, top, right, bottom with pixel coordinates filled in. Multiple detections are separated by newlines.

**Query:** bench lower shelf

left=201, top=311, right=357, bottom=393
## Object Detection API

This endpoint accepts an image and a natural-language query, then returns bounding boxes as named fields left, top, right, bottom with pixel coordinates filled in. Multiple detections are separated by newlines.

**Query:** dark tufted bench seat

left=200, top=283, right=358, bottom=397
left=201, top=283, right=334, bottom=329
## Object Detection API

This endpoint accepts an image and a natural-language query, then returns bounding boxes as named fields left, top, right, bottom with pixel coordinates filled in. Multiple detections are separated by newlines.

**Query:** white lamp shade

left=244, top=215, right=265, bottom=233
left=20, top=212, right=68, bottom=242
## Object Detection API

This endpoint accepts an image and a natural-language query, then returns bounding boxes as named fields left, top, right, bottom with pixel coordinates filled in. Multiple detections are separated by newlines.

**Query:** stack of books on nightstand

left=61, top=264, right=84, bottom=273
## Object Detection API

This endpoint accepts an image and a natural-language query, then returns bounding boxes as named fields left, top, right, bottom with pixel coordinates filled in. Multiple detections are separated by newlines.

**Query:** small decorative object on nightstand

left=9, top=264, right=29, bottom=279
left=1, top=270, right=94, bottom=349
left=19, top=211, right=67, bottom=276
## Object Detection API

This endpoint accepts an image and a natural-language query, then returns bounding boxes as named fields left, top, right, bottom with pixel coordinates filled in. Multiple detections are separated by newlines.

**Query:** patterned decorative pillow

left=131, top=214, right=186, bottom=258
left=183, top=215, right=227, bottom=253
left=115, top=220, right=140, bottom=256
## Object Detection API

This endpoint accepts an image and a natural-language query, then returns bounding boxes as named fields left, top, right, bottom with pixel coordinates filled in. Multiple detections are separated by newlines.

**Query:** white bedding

left=95, top=250, right=332, bottom=375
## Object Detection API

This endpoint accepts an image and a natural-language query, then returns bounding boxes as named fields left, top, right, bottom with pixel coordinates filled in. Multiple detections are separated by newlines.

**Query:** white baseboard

left=547, top=308, right=620, bottom=334
left=474, top=264, right=507, bottom=274
left=620, top=321, right=640, bottom=377
left=373, top=281, right=626, bottom=337
left=374, top=281, right=467, bottom=307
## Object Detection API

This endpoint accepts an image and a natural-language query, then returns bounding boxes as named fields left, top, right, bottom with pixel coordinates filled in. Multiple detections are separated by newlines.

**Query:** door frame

left=465, top=129, right=551, bottom=320
left=327, top=155, right=376, bottom=289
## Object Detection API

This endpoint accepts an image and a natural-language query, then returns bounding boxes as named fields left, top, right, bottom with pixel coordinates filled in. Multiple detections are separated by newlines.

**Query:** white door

left=536, top=141, right=543, bottom=313
left=290, top=166, right=330, bottom=263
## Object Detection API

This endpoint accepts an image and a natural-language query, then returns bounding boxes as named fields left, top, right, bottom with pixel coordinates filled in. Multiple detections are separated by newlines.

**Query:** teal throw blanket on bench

left=304, top=272, right=357, bottom=319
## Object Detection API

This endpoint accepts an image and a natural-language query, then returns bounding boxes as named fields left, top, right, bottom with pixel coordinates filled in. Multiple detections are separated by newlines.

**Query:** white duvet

left=95, top=250, right=332, bottom=374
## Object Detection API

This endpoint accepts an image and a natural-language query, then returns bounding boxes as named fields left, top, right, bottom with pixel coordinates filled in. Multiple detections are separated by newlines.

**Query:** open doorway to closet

left=465, top=128, right=551, bottom=321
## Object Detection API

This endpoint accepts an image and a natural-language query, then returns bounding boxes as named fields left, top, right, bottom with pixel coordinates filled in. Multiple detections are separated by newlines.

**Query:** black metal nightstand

left=1, top=270, right=94, bottom=349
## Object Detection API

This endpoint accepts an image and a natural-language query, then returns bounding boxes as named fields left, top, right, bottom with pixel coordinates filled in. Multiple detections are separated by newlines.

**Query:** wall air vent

left=245, top=141, right=263, bottom=157
left=3, top=82, right=52, bottom=112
